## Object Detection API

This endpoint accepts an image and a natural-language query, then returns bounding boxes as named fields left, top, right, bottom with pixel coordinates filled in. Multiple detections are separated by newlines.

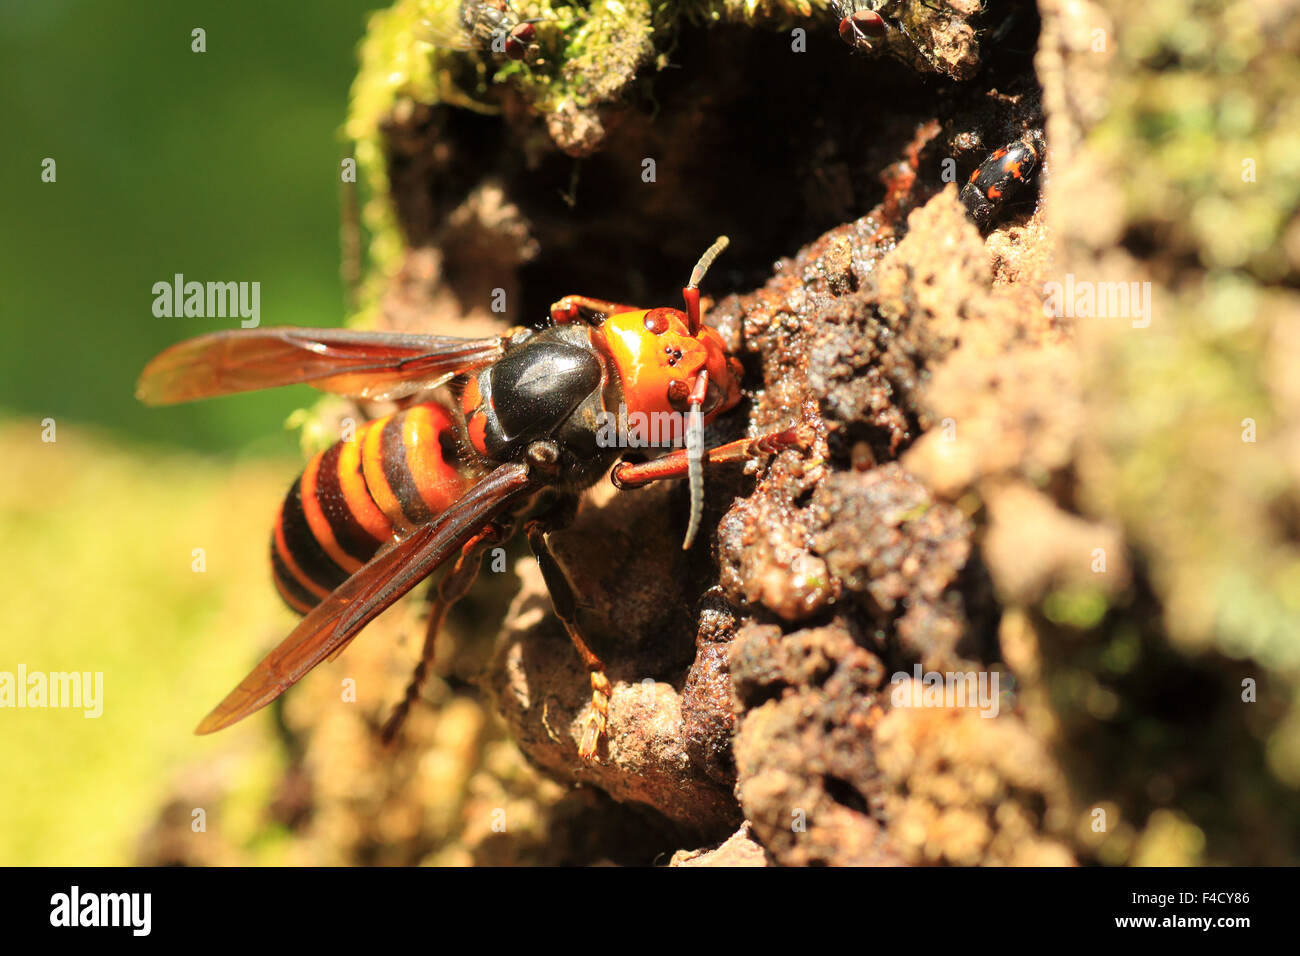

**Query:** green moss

left=1078, top=6, right=1298, bottom=667
left=676, top=0, right=817, bottom=25
left=1084, top=278, right=1297, bottom=671
left=1094, top=0, right=1300, bottom=280
left=1053, top=1, right=1300, bottom=858
left=342, top=0, right=826, bottom=314
left=345, top=0, right=440, bottom=301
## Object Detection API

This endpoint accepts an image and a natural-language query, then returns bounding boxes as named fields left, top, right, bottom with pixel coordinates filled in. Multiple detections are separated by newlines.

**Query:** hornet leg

left=526, top=507, right=610, bottom=763
left=611, top=428, right=802, bottom=489
left=380, top=521, right=511, bottom=744
left=549, top=295, right=641, bottom=326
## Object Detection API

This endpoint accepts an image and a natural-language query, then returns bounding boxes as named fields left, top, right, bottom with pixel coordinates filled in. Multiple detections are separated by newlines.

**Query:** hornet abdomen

left=270, top=402, right=472, bottom=613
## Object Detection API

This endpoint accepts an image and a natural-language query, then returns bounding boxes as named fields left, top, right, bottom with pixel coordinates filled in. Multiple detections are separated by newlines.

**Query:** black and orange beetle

left=137, top=237, right=798, bottom=760
left=960, top=135, right=1045, bottom=231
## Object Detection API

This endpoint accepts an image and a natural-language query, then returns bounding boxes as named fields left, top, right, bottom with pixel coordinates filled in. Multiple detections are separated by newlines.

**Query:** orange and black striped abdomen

left=270, top=402, right=473, bottom=614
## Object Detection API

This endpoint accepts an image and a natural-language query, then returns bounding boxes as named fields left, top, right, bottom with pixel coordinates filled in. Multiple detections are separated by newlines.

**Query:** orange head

left=599, top=307, right=743, bottom=423
left=594, top=236, right=739, bottom=551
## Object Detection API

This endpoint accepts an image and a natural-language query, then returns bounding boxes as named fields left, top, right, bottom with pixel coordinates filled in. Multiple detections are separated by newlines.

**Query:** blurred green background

left=1, top=0, right=375, bottom=451
left=1, top=0, right=379, bottom=864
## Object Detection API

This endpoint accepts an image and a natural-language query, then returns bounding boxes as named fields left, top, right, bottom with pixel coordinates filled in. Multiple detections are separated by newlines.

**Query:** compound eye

left=853, top=11, right=886, bottom=37
left=643, top=310, right=671, bottom=335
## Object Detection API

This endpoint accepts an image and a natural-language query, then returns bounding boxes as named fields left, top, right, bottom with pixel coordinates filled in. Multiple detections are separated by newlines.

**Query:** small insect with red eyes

left=461, top=0, right=540, bottom=61
left=137, top=237, right=799, bottom=761
left=418, top=0, right=542, bottom=62
left=959, top=134, right=1045, bottom=231
left=830, top=0, right=890, bottom=51
left=829, top=0, right=941, bottom=70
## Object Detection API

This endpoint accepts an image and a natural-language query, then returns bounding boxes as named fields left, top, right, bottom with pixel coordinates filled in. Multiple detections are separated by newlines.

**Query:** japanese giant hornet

left=418, top=0, right=542, bottom=62
left=137, top=238, right=798, bottom=761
